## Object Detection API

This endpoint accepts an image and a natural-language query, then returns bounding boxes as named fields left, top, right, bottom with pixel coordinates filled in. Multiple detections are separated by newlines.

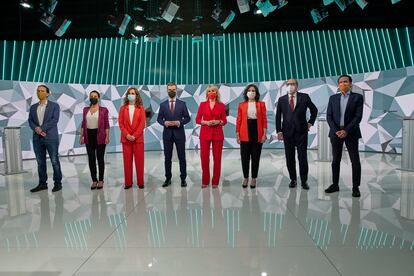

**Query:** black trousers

left=330, top=135, right=361, bottom=188
left=86, top=129, right=106, bottom=182
left=240, top=119, right=263, bottom=179
left=283, top=132, right=308, bottom=183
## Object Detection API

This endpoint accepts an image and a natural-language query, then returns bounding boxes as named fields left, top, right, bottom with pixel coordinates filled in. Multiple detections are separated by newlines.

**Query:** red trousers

left=200, top=139, right=223, bottom=186
left=122, top=142, right=144, bottom=187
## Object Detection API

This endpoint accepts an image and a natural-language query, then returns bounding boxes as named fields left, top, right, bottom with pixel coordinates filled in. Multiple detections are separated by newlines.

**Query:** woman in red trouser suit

left=118, top=87, right=146, bottom=189
left=195, top=85, right=227, bottom=188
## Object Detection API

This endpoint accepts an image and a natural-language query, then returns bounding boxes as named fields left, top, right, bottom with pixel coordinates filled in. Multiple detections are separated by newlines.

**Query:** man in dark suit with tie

left=276, top=79, right=318, bottom=190
left=157, top=82, right=191, bottom=187
left=28, top=85, right=63, bottom=193
left=325, top=75, right=363, bottom=198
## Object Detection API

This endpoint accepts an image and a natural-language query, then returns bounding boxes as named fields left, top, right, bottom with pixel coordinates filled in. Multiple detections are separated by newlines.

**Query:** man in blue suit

left=157, top=82, right=191, bottom=187
left=325, top=75, right=363, bottom=198
left=28, top=85, right=63, bottom=193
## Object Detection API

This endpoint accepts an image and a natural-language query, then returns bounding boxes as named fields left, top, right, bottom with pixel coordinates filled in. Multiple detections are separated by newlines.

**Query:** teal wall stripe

left=1, top=27, right=414, bottom=85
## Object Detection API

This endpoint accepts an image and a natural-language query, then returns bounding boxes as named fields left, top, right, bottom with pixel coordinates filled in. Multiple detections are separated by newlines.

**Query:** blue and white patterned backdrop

left=0, top=66, right=413, bottom=161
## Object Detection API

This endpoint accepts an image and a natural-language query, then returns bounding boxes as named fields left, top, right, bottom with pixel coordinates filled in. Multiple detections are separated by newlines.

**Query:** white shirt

left=128, top=104, right=135, bottom=124
left=288, top=92, right=297, bottom=109
left=247, top=101, right=257, bottom=119
left=37, top=100, right=48, bottom=126
left=86, top=109, right=99, bottom=129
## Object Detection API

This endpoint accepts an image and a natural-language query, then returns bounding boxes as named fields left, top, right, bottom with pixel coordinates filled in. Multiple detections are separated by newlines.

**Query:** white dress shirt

left=86, top=109, right=99, bottom=129
left=247, top=101, right=257, bottom=119
left=37, top=100, right=48, bottom=126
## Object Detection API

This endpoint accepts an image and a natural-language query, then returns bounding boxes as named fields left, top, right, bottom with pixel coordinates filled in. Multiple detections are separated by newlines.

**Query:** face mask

left=37, top=92, right=48, bottom=101
left=207, top=92, right=216, bottom=100
left=168, top=91, right=176, bottom=98
left=339, top=83, right=350, bottom=93
left=247, top=91, right=256, bottom=100
left=286, top=85, right=296, bottom=94
left=90, top=98, right=98, bottom=105
left=127, top=94, right=136, bottom=102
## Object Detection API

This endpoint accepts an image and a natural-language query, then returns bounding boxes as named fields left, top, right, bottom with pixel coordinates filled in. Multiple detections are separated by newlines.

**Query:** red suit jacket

left=196, top=101, right=227, bottom=141
left=236, top=101, right=267, bottom=142
left=118, top=104, right=146, bottom=144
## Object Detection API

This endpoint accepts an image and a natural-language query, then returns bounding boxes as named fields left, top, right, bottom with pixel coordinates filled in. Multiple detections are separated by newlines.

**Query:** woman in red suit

left=196, top=85, right=227, bottom=188
left=118, top=87, right=146, bottom=189
left=236, top=84, right=267, bottom=189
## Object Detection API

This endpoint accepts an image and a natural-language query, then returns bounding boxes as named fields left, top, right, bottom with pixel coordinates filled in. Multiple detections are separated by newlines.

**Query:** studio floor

left=0, top=149, right=414, bottom=276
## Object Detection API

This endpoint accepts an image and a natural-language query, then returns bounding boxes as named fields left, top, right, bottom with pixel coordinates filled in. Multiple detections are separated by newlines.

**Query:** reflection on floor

left=0, top=149, right=414, bottom=275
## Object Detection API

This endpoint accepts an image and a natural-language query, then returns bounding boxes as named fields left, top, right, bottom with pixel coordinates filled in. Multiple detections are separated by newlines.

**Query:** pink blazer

left=82, top=106, right=110, bottom=145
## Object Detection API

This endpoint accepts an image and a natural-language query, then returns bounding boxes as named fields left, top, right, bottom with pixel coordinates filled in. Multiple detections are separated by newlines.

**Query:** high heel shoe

left=242, top=178, right=249, bottom=188
left=91, top=181, right=98, bottom=190
left=250, top=179, right=257, bottom=189
left=97, top=181, right=104, bottom=190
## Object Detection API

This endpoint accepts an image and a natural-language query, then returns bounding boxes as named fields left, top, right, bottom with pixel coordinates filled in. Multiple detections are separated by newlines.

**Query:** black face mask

left=168, top=91, right=176, bottom=98
left=90, top=98, right=99, bottom=105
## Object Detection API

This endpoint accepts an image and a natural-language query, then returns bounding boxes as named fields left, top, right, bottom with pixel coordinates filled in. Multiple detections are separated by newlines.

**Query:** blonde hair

left=205, top=84, right=221, bottom=102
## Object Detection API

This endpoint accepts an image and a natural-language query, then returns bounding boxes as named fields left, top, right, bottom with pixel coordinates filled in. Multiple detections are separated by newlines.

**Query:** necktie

left=289, top=95, right=295, bottom=111
left=170, top=100, right=174, bottom=113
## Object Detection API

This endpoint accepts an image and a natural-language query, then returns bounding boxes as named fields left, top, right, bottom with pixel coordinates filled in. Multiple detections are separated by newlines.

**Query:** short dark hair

left=338, top=74, right=352, bottom=83
left=167, top=82, right=177, bottom=88
left=243, top=84, right=260, bottom=102
left=89, top=90, right=100, bottom=98
left=37, top=85, right=50, bottom=94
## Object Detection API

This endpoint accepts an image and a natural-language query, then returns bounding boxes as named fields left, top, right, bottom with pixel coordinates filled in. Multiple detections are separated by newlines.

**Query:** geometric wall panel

left=0, top=66, right=414, bottom=161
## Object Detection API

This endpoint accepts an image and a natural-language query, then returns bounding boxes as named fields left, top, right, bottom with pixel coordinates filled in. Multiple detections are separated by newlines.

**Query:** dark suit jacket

left=276, top=92, right=318, bottom=137
left=157, top=99, right=191, bottom=141
left=327, top=92, right=363, bottom=139
left=28, top=100, right=60, bottom=141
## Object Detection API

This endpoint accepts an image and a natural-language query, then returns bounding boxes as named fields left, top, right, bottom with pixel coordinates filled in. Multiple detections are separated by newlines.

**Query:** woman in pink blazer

left=195, top=85, right=227, bottom=188
left=80, top=90, right=110, bottom=190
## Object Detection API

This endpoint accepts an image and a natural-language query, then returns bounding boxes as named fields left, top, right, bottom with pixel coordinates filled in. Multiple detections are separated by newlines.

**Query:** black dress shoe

left=301, top=182, right=309, bottom=190
left=181, top=180, right=187, bottom=187
left=52, top=186, right=62, bottom=192
left=138, top=185, right=144, bottom=189
left=352, top=188, right=361, bottom=198
left=162, top=179, right=172, bottom=188
left=289, top=180, right=297, bottom=188
left=30, top=185, right=48, bottom=193
left=124, top=185, right=132, bottom=190
left=325, top=184, right=339, bottom=194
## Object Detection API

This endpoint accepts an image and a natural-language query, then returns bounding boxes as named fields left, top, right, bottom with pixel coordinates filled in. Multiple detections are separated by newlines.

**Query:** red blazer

left=196, top=101, right=227, bottom=141
left=118, top=104, right=146, bottom=144
left=236, top=101, right=267, bottom=142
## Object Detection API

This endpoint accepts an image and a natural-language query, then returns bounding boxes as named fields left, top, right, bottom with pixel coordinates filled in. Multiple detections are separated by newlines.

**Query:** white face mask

left=247, top=91, right=256, bottom=100
left=286, top=85, right=296, bottom=94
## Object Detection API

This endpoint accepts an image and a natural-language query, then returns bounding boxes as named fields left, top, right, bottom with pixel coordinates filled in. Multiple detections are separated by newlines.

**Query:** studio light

left=211, top=1, right=236, bottom=30
left=161, top=0, right=180, bottom=23
left=237, top=0, right=250, bottom=14
left=391, top=0, right=402, bottom=4
left=255, top=0, right=288, bottom=17
left=212, top=29, right=224, bottom=41
left=192, top=28, right=203, bottom=43
left=355, top=0, right=368, bottom=9
left=19, top=0, right=33, bottom=9
left=107, top=14, right=132, bottom=35
left=134, top=23, right=144, bottom=32
left=310, top=7, right=329, bottom=24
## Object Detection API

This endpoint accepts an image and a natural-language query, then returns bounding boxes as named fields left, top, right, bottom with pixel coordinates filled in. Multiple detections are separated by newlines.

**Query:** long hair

left=205, top=84, right=221, bottom=102
left=242, top=84, right=260, bottom=102
left=124, top=87, right=143, bottom=107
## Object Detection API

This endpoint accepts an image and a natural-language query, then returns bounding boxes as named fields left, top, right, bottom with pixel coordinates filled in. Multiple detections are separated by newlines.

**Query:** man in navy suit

left=325, top=75, right=363, bottom=198
left=28, top=85, right=63, bottom=193
left=157, top=82, right=191, bottom=187
left=276, top=78, right=318, bottom=190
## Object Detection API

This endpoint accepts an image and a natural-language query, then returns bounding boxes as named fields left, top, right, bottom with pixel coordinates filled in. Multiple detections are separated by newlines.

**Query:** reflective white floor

left=1, top=149, right=414, bottom=276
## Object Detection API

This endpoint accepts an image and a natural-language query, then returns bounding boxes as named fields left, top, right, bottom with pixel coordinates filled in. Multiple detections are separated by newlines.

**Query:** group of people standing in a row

left=28, top=74, right=363, bottom=197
